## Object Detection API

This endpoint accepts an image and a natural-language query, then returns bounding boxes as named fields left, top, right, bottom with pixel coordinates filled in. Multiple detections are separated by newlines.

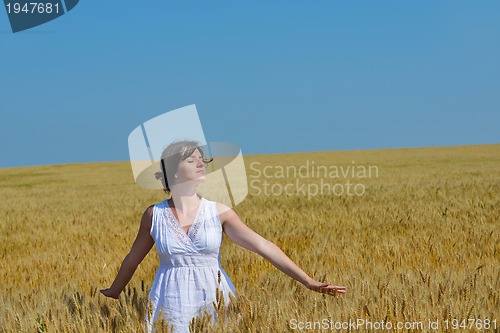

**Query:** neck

left=169, top=185, right=201, bottom=210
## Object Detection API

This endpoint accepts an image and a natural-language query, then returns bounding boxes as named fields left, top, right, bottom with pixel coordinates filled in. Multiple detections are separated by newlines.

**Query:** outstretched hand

left=100, top=288, right=120, bottom=299
left=307, top=280, right=346, bottom=296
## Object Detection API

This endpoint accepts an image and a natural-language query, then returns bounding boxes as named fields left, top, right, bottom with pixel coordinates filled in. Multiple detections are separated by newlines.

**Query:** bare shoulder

left=215, top=202, right=238, bottom=225
left=141, top=205, right=155, bottom=229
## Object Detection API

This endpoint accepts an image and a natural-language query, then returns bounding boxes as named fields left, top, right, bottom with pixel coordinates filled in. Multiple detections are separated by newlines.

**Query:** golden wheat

left=0, top=144, right=499, bottom=332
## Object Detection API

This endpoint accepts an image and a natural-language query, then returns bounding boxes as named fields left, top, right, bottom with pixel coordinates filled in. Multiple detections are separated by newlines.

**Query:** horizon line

left=1, top=142, right=498, bottom=170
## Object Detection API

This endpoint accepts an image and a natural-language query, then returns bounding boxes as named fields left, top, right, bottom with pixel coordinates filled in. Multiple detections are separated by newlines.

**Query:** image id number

left=6, top=2, right=60, bottom=14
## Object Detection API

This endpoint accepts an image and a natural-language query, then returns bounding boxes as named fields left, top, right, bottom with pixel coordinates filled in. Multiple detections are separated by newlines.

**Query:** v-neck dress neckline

left=164, top=197, right=206, bottom=244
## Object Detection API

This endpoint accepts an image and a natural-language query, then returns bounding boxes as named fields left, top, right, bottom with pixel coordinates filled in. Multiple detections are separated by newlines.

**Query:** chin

left=189, top=174, right=206, bottom=182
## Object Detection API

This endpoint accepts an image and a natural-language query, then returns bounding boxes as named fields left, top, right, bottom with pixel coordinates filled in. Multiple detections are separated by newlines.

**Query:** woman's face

left=174, top=148, right=206, bottom=186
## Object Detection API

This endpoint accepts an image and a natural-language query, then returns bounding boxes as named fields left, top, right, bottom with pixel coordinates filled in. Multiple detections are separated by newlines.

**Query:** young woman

left=100, top=141, right=346, bottom=332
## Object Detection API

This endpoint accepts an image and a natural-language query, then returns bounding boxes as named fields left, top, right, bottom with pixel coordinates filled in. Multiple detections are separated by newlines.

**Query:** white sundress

left=145, top=197, right=237, bottom=333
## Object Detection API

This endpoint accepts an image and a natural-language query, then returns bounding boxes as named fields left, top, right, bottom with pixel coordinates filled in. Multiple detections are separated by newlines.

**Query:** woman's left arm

left=218, top=203, right=346, bottom=296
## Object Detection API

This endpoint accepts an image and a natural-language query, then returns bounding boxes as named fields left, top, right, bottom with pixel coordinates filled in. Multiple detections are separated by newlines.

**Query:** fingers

left=318, top=284, right=347, bottom=296
left=330, top=286, right=347, bottom=293
left=100, top=288, right=120, bottom=299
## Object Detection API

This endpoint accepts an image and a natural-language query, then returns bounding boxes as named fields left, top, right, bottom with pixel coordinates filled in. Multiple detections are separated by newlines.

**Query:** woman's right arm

left=100, top=205, right=155, bottom=299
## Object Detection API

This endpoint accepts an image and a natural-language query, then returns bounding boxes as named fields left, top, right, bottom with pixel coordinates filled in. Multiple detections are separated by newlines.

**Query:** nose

left=196, top=158, right=205, bottom=168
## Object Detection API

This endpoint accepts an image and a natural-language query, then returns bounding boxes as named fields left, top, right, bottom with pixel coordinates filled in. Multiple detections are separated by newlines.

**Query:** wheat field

left=0, top=144, right=499, bottom=332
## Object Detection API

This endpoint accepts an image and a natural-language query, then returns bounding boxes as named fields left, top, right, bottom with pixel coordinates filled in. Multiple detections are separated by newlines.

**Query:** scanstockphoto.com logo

left=3, top=0, right=79, bottom=33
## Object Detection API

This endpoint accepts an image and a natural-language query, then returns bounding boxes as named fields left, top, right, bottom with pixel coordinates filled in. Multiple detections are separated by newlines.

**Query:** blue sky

left=0, top=1, right=499, bottom=168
